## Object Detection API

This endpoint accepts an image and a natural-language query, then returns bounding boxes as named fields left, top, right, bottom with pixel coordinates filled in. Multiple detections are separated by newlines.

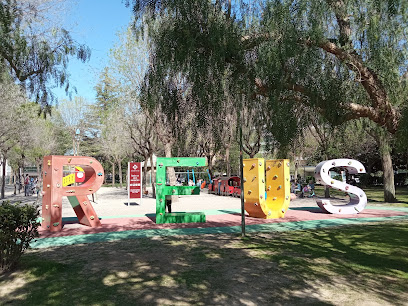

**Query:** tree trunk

left=294, top=162, right=298, bottom=182
left=13, top=171, right=16, bottom=195
left=225, top=146, right=231, bottom=177
left=1, top=155, right=6, bottom=199
left=377, top=134, right=397, bottom=202
left=165, top=142, right=177, bottom=202
left=18, top=167, right=22, bottom=194
left=111, top=161, right=116, bottom=186
left=118, top=159, right=123, bottom=188
left=150, top=153, right=156, bottom=198
left=143, top=156, right=148, bottom=192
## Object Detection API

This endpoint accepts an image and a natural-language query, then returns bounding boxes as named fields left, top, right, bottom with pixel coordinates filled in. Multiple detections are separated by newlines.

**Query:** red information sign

left=128, top=162, right=142, bottom=202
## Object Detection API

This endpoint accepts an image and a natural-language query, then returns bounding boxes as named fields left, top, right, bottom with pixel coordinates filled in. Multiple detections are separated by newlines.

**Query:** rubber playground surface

left=32, top=189, right=408, bottom=249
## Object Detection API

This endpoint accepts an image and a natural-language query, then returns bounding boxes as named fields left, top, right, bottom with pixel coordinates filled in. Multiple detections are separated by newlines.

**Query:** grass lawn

left=1, top=221, right=407, bottom=305
left=314, top=185, right=408, bottom=207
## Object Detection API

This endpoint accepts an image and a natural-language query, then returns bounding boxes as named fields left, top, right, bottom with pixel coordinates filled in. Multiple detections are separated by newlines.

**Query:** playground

left=1, top=182, right=408, bottom=305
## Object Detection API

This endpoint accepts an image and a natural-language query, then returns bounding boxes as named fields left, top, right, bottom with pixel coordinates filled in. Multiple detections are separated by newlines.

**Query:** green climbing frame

left=156, top=157, right=207, bottom=224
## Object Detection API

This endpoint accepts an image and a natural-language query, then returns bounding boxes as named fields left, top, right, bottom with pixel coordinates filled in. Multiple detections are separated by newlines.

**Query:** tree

left=100, top=106, right=131, bottom=187
left=128, top=0, right=408, bottom=202
left=0, top=76, right=27, bottom=198
left=56, top=97, right=90, bottom=156
left=0, top=0, right=91, bottom=108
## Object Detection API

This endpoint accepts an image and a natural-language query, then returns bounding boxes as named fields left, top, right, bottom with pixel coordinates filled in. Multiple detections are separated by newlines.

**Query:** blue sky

left=52, top=0, right=133, bottom=103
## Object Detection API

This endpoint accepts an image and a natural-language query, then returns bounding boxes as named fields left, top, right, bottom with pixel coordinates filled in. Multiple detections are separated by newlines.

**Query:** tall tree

left=128, top=0, right=408, bottom=202
left=0, top=0, right=91, bottom=108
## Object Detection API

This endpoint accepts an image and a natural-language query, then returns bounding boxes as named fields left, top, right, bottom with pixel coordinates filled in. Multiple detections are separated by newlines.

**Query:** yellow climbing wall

left=244, top=158, right=290, bottom=219
left=243, top=158, right=266, bottom=218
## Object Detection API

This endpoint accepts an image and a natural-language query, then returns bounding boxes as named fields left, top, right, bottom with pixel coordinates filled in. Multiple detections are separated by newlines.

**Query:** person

left=301, top=184, right=309, bottom=198
left=290, top=180, right=296, bottom=193
left=24, top=174, right=30, bottom=196
left=308, top=180, right=315, bottom=197
left=35, top=178, right=40, bottom=196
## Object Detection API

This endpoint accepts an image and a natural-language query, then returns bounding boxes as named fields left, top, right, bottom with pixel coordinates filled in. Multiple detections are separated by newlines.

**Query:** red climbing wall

left=41, top=156, right=104, bottom=231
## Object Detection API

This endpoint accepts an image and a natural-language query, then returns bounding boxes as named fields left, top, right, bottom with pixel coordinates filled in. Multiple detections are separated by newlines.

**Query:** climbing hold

left=254, top=202, right=258, bottom=206
left=277, top=185, right=282, bottom=190
left=261, top=179, right=265, bottom=183
left=332, top=162, right=336, bottom=166
left=97, top=172, right=103, bottom=176
left=260, top=195, right=263, bottom=199
left=259, top=162, right=262, bottom=166
left=44, top=171, right=47, bottom=176
left=56, top=183, right=60, bottom=188
left=273, top=197, right=277, bottom=200
left=53, top=204, right=59, bottom=208
left=266, top=166, right=271, bottom=171
left=68, top=158, right=72, bottom=163
left=281, top=209, right=285, bottom=213
left=354, top=207, right=359, bottom=212
left=53, top=222, right=59, bottom=227
left=286, top=162, right=290, bottom=167
left=243, top=178, right=247, bottom=182
left=90, top=160, right=93, bottom=164
left=45, top=205, right=49, bottom=210
left=67, top=190, right=75, bottom=193
left=252, top=176, right=257, bottom=182
left=339, top=209, right=342, bottom=212
left=345, top=186, right=349, bottom=190
left=267, top=186, right=271, bottom=191
left=248, top=190, right=252, bottom=194
left=196, top=162, right=199, bottom=165
left=331, top=181, right=334, bottom=184
left=243, top=163, right=245, bottom=167
left=160, top=199, right=163, bottom=202
left=83, top=201, right=87, bottom=206
left=47, top=160, right=51, bottom=166
left=90, top=216, right=95, bottom=220
left=160, top=213, right=163, bottom=215
left=278, top=162, right=282, bottom=167
left=54, top=168, right=58, bottom=171
left=268, top=211, right=271, bottom=216
left=286, top=196, right=289, bottom=200
left=177, top=159, right=180, bottom=163
left=273, top=175, right=278, bottom=179
left=47, top=184, right=50, bottom=188
left=172, top=189, right=176, bottom=193
left=159, top=163, right=163, bottom=167
left=88, top=189, right=93, bottom=192
left=348, top=161, right=352, bottom=165
left=251, top=163, right=256, bottom=168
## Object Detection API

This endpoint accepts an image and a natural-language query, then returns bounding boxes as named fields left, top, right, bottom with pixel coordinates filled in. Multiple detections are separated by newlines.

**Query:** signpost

left=128, top=162, right=142, bottom=206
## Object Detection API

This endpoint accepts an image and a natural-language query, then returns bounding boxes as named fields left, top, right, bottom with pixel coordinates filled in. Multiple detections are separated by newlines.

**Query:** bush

left=0, top=201, right=40, bottom=272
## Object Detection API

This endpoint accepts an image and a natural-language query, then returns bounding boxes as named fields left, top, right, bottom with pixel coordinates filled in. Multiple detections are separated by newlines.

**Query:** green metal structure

left=156, top=157, right=207, bottom=224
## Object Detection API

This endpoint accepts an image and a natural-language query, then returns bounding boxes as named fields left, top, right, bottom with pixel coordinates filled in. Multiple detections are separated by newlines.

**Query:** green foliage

left=0, top=0, right=91, bottom=108
left=0, top=201, right=40, bottom=272
left=129, top=0, right=408, bottom=149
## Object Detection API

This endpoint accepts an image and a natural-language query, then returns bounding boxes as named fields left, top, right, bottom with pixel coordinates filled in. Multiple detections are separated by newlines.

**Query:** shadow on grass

left=1, top=221, right=407, bottom=305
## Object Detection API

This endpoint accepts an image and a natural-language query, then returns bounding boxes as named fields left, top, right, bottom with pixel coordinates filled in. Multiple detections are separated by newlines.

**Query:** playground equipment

left=41, top=156, right=104, bottom=231
left=208, top=176, right=241, bottom=196
left=243, top=158, right=290, bottom=219
left=156, top=157, right=207, bottom=224
left=314, top=159, right=367, bottom=214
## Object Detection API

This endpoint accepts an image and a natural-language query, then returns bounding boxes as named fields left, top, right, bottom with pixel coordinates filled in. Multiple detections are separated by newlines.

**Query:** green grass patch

left=1, top=221, right=407, bottom=305
left=314, top=185, right=408, bottom=206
